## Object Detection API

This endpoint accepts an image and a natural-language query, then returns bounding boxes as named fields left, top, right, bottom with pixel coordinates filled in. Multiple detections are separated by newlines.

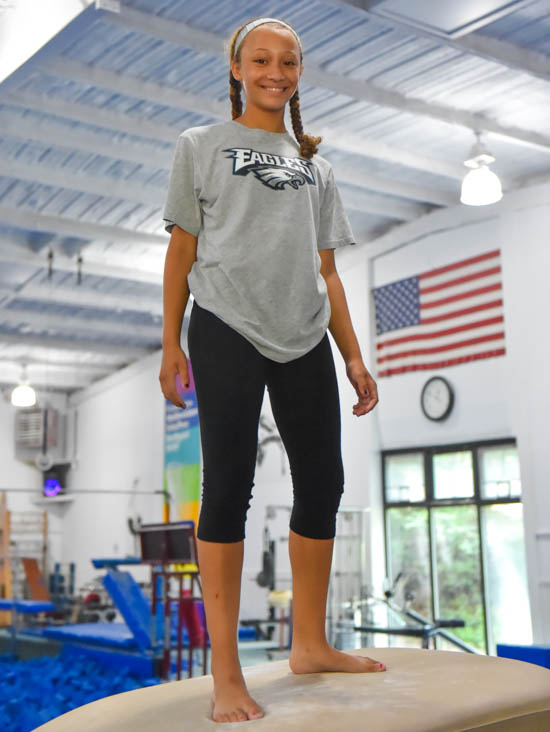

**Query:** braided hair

left=227, top=18, right=322, bottom=160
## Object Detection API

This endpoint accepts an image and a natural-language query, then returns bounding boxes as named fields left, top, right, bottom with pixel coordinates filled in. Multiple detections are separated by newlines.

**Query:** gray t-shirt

left=163, top=119, right=356, bottom=363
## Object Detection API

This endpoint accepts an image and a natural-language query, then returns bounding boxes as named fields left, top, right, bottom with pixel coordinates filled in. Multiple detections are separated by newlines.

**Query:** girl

left=159, top=16, right=382, bottom=724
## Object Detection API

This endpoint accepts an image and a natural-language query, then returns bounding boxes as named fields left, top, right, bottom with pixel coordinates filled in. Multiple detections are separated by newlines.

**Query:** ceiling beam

left=0, top=330, right=150, bottom=359
left=0, top=283, right=162, bottom=318
left=6, top=89, right=180, bottom=145
left=0, top=356, right=114, bottom=376
left=0, top=158, right=165, bottom=207
left=0, top=237, right=164, bottom=285
left=321, top=127, right=461, bottom=179
left=0, top=205, right=166, bottom=247
left=0, top=360, right=113, bottom=390
left=455, top=33, right=550, bottom=84
left=338, top=1, right=550, bottom=83
left=335, top=164, right=457, bottom=206
left=0, top=307, right=160, bottom=341
left=0, top=376, right=96, bottom=391
left=342, top=186, right=431, bottom=219
left=2, top=117, right=165, bottom=167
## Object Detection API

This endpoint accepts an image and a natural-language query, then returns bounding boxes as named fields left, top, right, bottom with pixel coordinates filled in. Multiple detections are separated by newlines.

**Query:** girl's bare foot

left=289, top=644, right=387, bottom=674
left=210, top=676, right=264, bottom=723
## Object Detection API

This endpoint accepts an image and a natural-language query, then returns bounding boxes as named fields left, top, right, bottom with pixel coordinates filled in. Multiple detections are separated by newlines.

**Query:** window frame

left=381, top=436, right=519, bottom=654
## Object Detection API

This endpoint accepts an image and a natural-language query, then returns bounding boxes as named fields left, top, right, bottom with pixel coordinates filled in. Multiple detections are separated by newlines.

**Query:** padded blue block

left=42, top=622, right=137, bottom=649
left=0, top=599, right=55, bottom=612
left=102, top=568, right=163, bottom=651
left=17, top=600, right=55, bottom=613
left=497, top=643, right=550, bottom=669
left=92, top=557, right=143, bottom=569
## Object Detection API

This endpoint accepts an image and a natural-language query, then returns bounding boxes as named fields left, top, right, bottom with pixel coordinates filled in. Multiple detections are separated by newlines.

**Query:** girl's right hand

left=159, top=345, right=189, bottom=409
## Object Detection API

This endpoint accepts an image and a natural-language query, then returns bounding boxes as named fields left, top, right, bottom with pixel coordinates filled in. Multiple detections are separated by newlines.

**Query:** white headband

left=233, top=17, right=302, bottom=58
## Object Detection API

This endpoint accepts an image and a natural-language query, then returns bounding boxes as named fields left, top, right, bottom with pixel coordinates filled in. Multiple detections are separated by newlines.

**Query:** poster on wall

left=163, top=361, right=201, bottom=531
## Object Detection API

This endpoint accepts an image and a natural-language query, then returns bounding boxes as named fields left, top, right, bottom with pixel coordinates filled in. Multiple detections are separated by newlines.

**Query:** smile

left=261, top=86, right=288, bottom=93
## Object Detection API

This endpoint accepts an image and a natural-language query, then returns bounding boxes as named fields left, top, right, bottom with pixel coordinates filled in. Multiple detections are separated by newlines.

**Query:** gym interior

left=1, top=1, right=549, bottom=730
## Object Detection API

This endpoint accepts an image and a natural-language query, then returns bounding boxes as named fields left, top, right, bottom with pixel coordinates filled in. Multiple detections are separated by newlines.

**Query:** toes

left=364, top=656, right=384, bottom=667
left=361, top=656, right=386, bottom=672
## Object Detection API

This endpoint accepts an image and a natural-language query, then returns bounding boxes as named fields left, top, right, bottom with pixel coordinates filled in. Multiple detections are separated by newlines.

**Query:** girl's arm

left=159, top=224, right=198, bottom=408
left=162, top=224, right=197, bottom=348
left=319, top=249, right=361, bottom=365
left=319, top=249, right=379, bottom=416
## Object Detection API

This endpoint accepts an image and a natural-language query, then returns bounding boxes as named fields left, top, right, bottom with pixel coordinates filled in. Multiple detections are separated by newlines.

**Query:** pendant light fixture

left=11, top=363, right=36, bottom=407
left=460, top=131, right=503, bottom=206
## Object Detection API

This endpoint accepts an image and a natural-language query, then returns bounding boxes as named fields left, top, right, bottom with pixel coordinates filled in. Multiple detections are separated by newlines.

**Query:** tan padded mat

left=34, top=647, right=550, bottom=731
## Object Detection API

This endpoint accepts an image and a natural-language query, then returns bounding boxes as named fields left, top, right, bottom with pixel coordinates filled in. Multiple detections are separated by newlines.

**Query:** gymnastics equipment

left=32, top=646, right=550, bottom=731
left=245, top=506, right=370, bottom=652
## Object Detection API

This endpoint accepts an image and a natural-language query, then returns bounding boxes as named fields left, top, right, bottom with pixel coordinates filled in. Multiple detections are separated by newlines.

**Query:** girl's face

left=231, top=25, right=303, bottom=112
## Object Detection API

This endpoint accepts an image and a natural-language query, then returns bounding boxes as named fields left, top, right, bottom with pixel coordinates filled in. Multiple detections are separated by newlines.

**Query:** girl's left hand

left=346, top=358, right=379, bottom=416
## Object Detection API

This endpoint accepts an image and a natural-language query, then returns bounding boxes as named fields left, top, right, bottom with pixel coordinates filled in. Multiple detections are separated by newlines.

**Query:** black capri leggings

left=187, top=300, right=345, bottom=543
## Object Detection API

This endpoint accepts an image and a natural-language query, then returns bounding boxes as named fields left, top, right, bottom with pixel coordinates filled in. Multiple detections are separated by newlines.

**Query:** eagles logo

left=252, top=166, right=306, bottom=190
left=223, top=146, right=316, bottom=191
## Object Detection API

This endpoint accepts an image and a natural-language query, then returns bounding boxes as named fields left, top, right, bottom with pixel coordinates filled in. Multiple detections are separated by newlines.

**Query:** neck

left=233, top=110, right=287, bottom=134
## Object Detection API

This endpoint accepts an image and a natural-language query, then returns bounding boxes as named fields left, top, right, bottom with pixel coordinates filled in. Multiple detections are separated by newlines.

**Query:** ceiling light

left=460, top=131, right=503, bottom=206
left=11, top=363, right=36, bottom=407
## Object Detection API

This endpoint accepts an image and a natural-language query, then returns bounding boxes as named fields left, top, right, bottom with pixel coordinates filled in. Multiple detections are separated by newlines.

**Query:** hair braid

left=289, top=88, right=322, bottom=159
left=226, top=18, right=322, bottom=159
left=229, top=73, right=243, bottom=119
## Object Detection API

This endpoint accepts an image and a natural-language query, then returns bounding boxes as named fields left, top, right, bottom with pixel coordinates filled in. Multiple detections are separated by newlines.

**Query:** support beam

left=0, top=330, right=149, bottom=359
left=0, top=307, right=160, bottom=341
left=1, top=117, right=168, bottom=168
left=0, top=283, right=162, bottom=318
left=0, top=159, right=165, bottom=207
left=0, top=205, right=166, bottom=248
left=0, top=361, right=110, bottom=391
left=342, top=186, right=431, bottom=220
left=335, top=164, right=457, bottom=206
left=339, top=1, right=550, bottom=83
left=0, top=238, right=164, bottom=285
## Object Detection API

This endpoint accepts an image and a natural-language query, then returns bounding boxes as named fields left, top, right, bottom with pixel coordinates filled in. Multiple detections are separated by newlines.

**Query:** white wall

left=363, top=200, right=550, bottom=644
left=65, top=349, right=166, bottom=588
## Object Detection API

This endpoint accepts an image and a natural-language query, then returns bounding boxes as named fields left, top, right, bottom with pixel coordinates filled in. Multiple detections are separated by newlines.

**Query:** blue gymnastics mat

left=41, top=622, right=138, bottom=649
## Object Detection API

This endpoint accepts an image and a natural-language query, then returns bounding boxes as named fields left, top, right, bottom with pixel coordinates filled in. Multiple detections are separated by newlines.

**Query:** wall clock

left=420, top=376, right=454, bottom=421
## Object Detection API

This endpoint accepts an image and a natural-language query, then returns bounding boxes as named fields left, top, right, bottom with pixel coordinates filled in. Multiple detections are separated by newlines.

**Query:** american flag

left=372, top=249, right=505, bottom=378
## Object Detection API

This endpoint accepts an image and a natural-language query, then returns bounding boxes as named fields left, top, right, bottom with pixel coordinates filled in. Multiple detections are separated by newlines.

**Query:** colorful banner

left=163, top=360, right=201, bottom=531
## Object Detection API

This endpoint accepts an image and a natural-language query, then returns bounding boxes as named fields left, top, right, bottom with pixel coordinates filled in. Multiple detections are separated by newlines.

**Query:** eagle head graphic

left=252, top=166, right=306, bottom=190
